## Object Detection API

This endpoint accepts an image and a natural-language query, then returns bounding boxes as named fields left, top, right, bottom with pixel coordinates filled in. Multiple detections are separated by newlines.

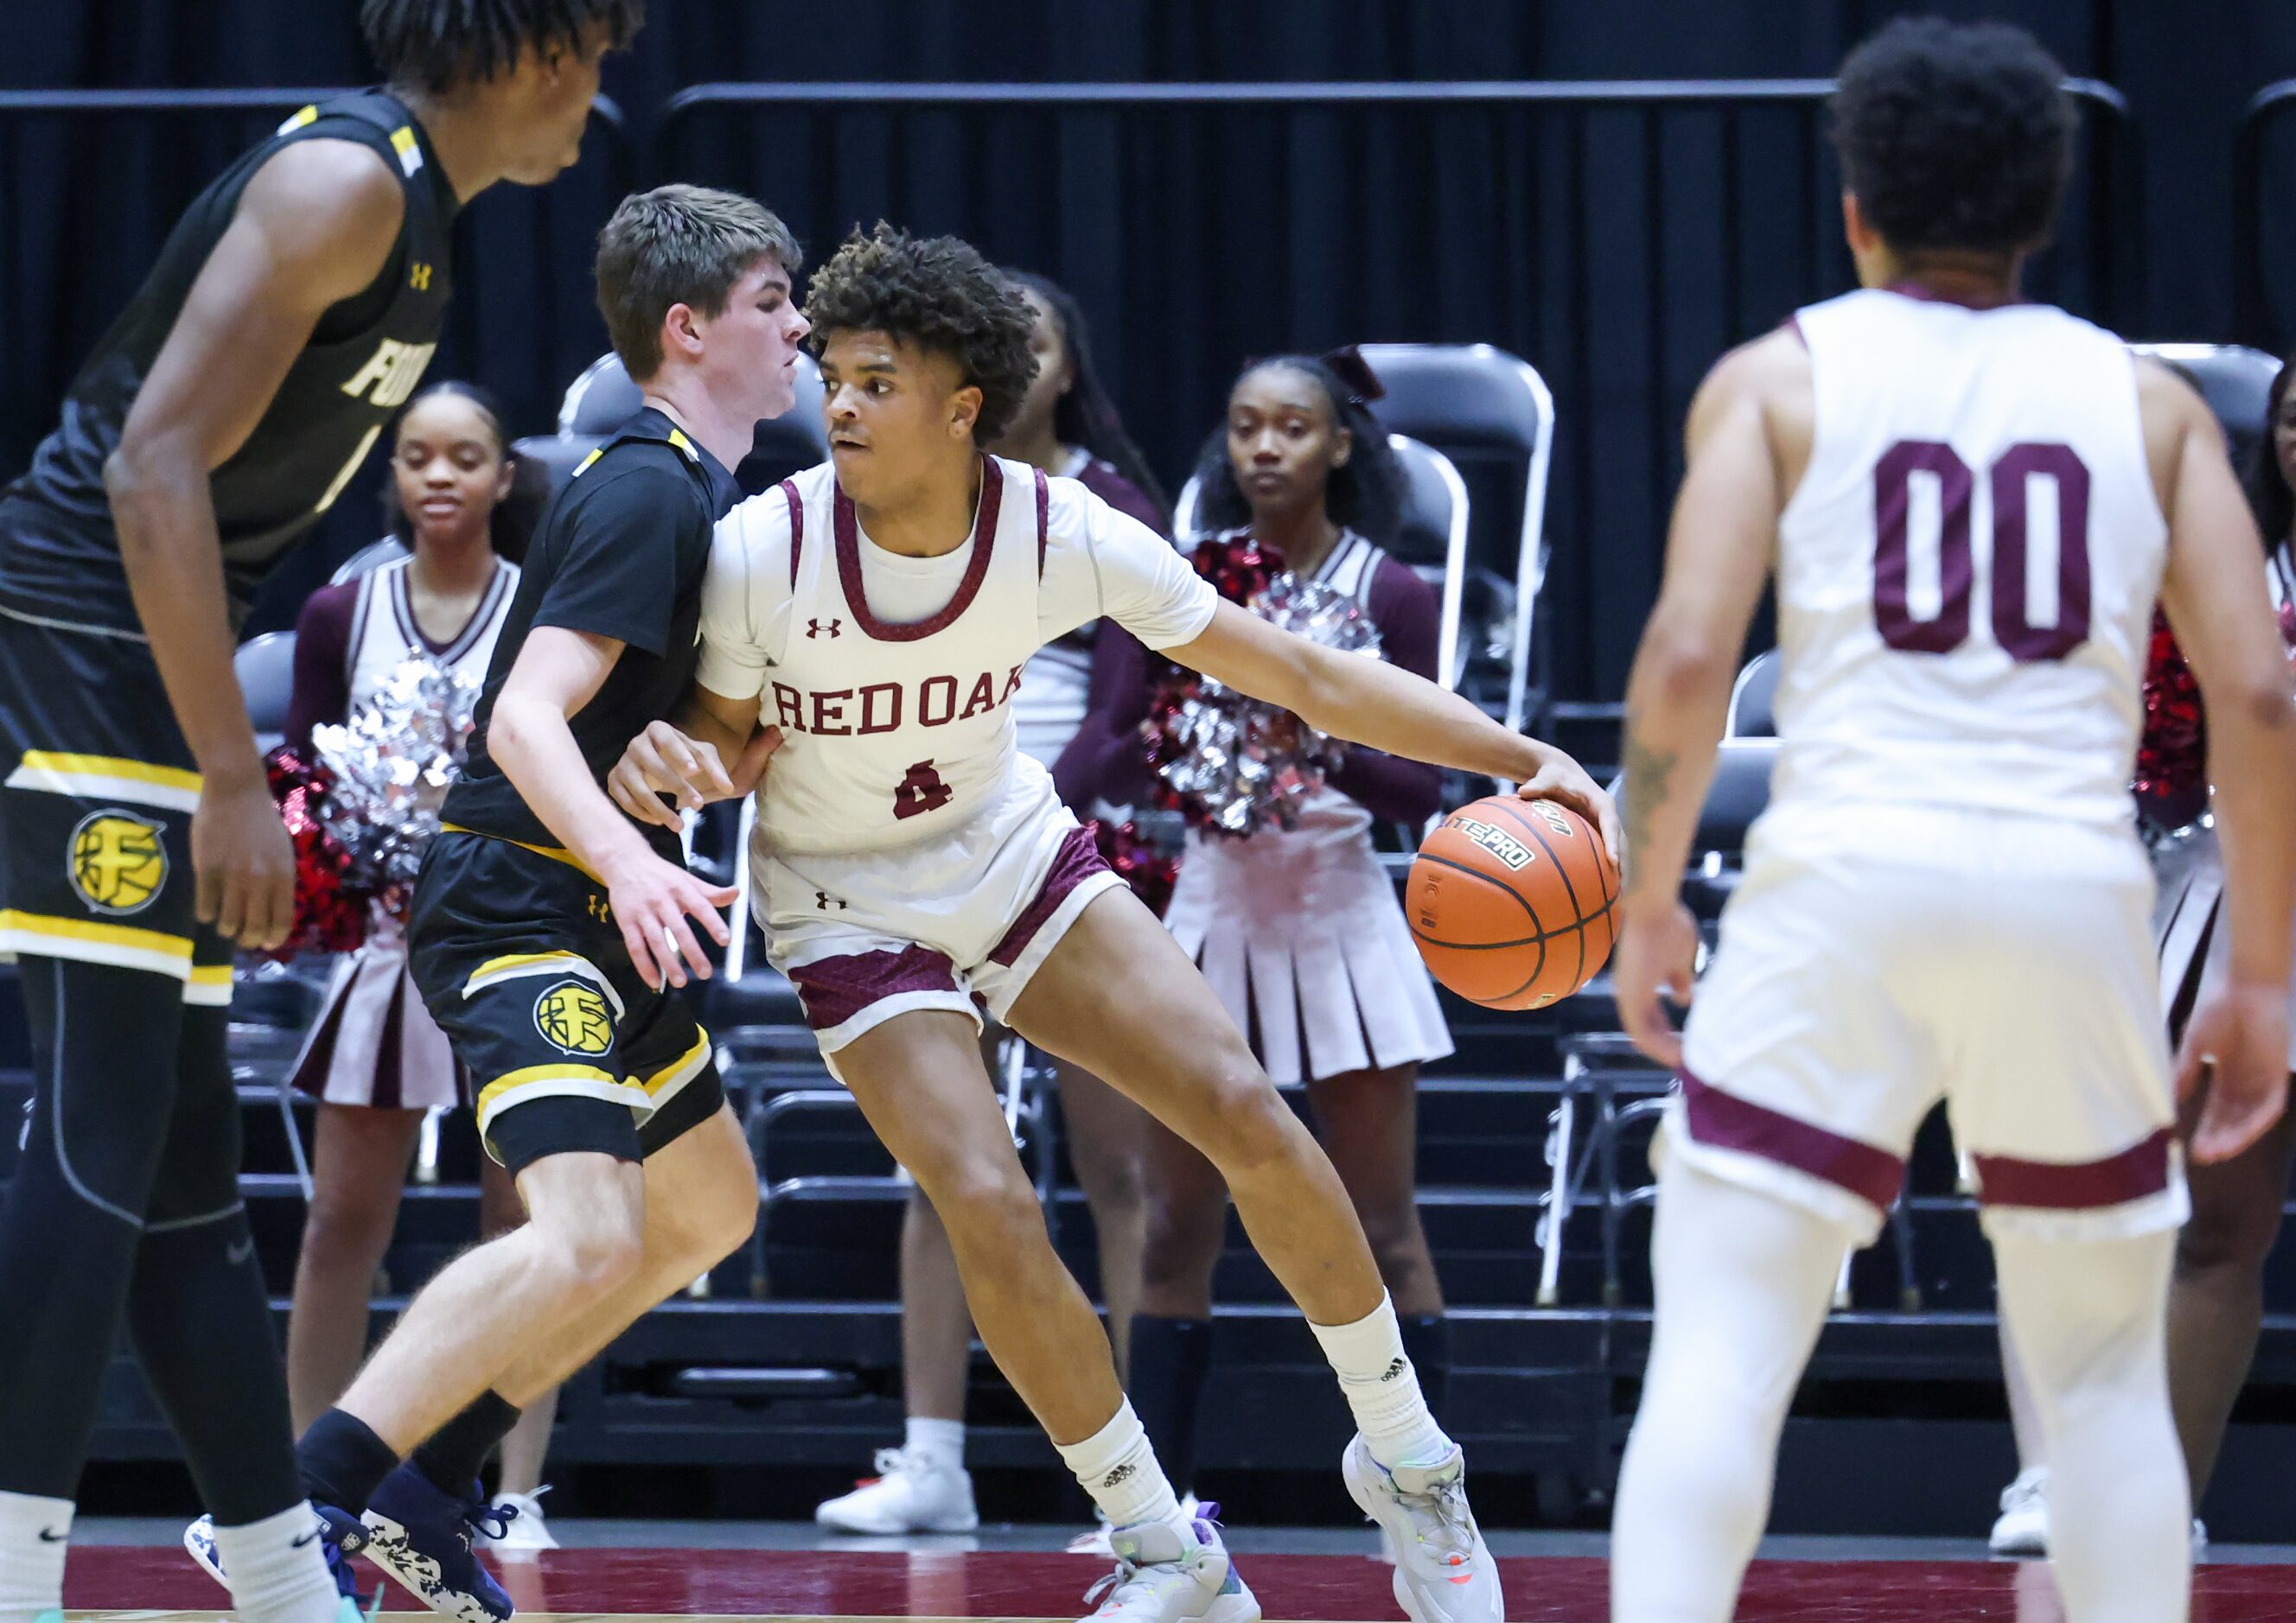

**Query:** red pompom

left=263, top=747, right=372, bottom=959
left=1189, top=532, right=1282, bottom=607
left=1090, top=818, right=1179, bottom=920
left=2133, top=612, right=2207, bottom=830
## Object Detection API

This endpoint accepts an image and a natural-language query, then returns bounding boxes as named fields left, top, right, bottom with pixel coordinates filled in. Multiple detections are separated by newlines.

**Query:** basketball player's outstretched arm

left=1164, top=603, right=1619, bottom=854
left=488, top=627, right=737, bottom=991
left=106, top=140, right=406, bottom=952
left=1610, top=334, right=1797, bottom=1066
left=2145, top=360, right=2296, bottom=1162
left=607, top=691, right=779, bottom=826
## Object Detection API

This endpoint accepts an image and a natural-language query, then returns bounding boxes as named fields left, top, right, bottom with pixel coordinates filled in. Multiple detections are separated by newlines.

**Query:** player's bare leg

left=1011, top=887, right=1500, bottom=1623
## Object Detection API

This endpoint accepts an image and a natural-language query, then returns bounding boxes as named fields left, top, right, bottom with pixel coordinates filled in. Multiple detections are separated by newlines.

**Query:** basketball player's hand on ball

left=601, top=845, right=737, bottom=992
left=194, top=769, right=296, bottom=951
left=1514, top=742, right=1622, bottom=862
left=2180, top=981, right=2293, bottom=1163
left=1614, top=899, right=1699, bottom=1070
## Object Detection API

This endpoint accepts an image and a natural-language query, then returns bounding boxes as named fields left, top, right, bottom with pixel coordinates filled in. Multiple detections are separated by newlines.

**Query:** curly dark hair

left=805, top=225, right=1038, bottom=445
left=1830, top=16, right=2076, bottom=258
left=359, top=0, right=642, bottom=94
left=1189, top=355, right=1406, bottom=544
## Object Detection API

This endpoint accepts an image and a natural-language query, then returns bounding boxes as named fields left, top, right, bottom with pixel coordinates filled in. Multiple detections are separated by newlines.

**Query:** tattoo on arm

left=1621, top=710, right=1678, bottom=883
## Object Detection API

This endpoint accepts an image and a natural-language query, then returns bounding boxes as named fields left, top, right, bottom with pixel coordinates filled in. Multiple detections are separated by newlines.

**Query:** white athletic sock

left=1610, top=1158, right=1853, bottom=1623
left=211, top=1502, right=340, bottom=1623
left=904, top=1415, right=966, bottom=1470
left=1310, top=1292, right=1453, bottom=1469
left=0, top=1490, right=73, bottom=1623
left=1055, top=1401, right=1186, bottom=1534
left=1992, top=1220, right=2187, bottom=1623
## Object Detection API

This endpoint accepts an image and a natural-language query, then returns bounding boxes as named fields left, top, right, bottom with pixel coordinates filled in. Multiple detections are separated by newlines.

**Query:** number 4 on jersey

left=894, top=760, right=954, bottom=820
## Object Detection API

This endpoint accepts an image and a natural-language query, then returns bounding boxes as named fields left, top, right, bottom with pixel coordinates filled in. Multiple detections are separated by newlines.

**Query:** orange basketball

left=1406, top=795, right=1620, bottom=1010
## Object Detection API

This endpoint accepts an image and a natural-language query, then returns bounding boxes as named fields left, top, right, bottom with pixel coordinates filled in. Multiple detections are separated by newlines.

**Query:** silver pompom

left=309, top=658, right=483, bottom=902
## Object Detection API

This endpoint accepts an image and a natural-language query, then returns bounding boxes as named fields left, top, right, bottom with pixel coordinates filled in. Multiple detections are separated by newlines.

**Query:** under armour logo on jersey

left=410, top=262, right=433, bottom=291
left=807, top=617, right=843, bottom=640
left=815, top=891, right=845, bottom=911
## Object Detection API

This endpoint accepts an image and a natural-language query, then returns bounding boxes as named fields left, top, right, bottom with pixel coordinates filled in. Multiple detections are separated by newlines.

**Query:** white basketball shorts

left=1672, top=801, right=2185, bottom=1244
left=755, top=767, right=1121, bottom=1066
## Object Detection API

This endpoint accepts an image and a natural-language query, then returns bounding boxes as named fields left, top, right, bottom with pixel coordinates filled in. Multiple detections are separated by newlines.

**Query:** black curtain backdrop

left=3, top=0, right=2293, bottom=709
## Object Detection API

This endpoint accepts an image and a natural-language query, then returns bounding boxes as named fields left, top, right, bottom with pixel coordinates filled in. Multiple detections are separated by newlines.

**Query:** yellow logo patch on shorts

left=533, top=977, right=615, bottom=1056
left=69, top=811, right=168, bottom=914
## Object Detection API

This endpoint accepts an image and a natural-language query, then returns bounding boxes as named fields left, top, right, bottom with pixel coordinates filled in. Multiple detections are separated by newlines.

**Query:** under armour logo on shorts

left=807, top=617, right=843, bottom=640
left=816, top=891, right=845, bottom=911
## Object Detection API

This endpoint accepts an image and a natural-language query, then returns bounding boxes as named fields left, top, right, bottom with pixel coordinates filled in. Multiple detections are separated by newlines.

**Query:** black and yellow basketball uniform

left=408, top=408, right=735, bottom=1173
left=0, top=89, right=456, bottom=1001
left=0, top=90, right=459, bottom=1527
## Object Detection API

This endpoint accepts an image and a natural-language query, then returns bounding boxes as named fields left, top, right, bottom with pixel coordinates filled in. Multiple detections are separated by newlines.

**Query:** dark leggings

left=0, top=956, right=302, bottom=1524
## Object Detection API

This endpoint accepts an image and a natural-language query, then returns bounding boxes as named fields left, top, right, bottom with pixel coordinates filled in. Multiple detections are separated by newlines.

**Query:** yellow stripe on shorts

left=462, top=950, right=627, bottom=1019
left=475, top=1065, right=646, bottom=1133
left=183, top=963, right=234, bottom=1007
left=0, top=909, right=194, bottom=979
left=438, top=824, right=602, bottom=884
left=8, top=751, right=201, bottom=812
left=637, top=1030, right=712, bottom=1097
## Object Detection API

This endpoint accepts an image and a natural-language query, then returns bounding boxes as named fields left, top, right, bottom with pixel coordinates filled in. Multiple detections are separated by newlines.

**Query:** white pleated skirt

left=1164, top=824, right=1453, bottom=1085
left=289, top=910, right=469, bottom=1109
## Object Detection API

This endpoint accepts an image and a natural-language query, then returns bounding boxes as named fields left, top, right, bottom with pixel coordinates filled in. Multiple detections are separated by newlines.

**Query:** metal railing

left=2236, top=79, right=2296, bottom=350
left=656, top=78, right=2134, bottom=722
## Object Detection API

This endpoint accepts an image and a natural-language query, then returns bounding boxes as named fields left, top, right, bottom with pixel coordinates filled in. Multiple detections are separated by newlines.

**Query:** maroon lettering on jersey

left=1000, top=663, right=1024, bottom=703
left=919, top=674, right=959, bottom=726
left=893, top=760, right=955, bottom=820
left=858, top=683, right=902, bottom=735
left=958, top=671, right=998, bottom=721
left=812, top=689, right=853, bottom=735
left=770, top=682, right=806, bottom=734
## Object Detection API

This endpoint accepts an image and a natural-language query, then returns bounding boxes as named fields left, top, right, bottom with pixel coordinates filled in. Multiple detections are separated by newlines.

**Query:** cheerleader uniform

left=2153, top=542, right=2296, bottom=1061
left=285, top=552, right=519, bottom=1107
left=1080, top=528, right=1453, bottom=1085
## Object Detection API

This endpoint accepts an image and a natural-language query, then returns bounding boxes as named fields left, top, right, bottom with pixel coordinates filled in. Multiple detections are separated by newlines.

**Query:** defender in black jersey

left=0, top=8, right=640, bottom=1623
left=265, top=188, right=806, bottom=1623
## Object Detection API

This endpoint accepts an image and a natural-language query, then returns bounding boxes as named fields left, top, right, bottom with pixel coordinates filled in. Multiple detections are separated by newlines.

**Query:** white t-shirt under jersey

left=698, top=455, right=1215, bottom=856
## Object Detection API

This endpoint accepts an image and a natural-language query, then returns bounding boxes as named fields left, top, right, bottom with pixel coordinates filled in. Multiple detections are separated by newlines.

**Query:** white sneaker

left=815, top=1447, right=980, bottom=1535
left=1989, top=1467, right=2049, bottom=1557
left=1341, top=1435, right=1502, bottom=1623
left=1081, top=1512, right=1258, bottom=1623
left=1068, top=1493, right=1198, bottom=1556
left=478, top=1490, right=559, bottom=1552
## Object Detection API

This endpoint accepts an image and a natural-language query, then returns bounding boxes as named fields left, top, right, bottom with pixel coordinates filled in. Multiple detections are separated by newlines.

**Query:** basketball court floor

left=57, top=1521, right=2296, bottom=1621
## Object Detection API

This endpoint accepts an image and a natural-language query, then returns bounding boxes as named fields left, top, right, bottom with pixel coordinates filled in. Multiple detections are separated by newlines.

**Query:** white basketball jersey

left=1770, top=288, right=2167, bottom=831
left=344, top=554, right=518, bottom=708
left=749, top=456, right=1052, bottom=857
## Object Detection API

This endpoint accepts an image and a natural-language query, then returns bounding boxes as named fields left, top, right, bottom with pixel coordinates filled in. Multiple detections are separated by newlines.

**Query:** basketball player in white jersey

left=1604, top=20, right=2296, bottom=1623
left=611, top=224, right=1616, bottom=1623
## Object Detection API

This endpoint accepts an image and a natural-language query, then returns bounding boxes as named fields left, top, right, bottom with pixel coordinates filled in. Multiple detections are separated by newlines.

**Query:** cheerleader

left=1990, top=349, right=2296, bottom=1557
left=813, top=273, right=1168, bottom=1536
left=279, top=381, right=560, bottom=1548
left=1105, top=349, right=1455, bottom=1498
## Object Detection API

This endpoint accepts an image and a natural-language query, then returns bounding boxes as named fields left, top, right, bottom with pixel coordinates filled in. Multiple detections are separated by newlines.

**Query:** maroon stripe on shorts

left=989, top=824, right=1113, bottom=968
left=1971, top=1129, right=2176, bottom=1212
left=1679, top=1071, right=1906, bottom=1212
left=788, top=943, right=961, bottom=1033
left=781, top=478, right=804, bottom=586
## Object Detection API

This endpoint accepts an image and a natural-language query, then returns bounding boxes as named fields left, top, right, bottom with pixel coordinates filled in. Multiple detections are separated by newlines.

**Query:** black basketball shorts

left=0, top=608, right=233, bottom=1002
left=407, top=830, right=724, bottom=1174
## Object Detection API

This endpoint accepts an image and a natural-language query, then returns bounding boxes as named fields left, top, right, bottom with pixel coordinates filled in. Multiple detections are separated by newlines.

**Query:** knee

left=2177, top=1188, right=2281, bottom=1277
left=924, top=1165, right=1048, bottom=1256
left=1185, top=1068, right=1298, bottom=1179
left=299, top=1190, right=396, bottom=1272
left=533, top=1202, right=646, bottom=1295
left=1138, top=1193, right=1223, bottom=1292
left=1356, top=1201, right=1428, bottom=1284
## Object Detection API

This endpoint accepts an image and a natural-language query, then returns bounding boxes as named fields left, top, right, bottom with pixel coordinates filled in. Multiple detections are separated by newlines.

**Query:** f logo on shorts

left=534, top=978, right=615, bottom=1056
left=68, top=810, right=168, bottom=915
